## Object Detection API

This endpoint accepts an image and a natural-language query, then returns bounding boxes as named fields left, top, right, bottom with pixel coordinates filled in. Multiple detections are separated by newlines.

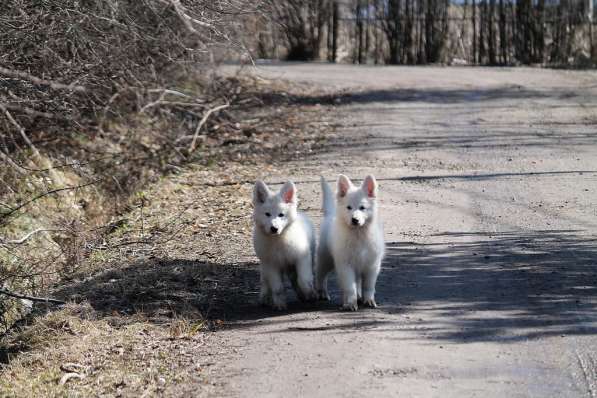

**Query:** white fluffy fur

left=252, top=180, right=316, bottom=310
left=316, top=175, right=385, bottom=311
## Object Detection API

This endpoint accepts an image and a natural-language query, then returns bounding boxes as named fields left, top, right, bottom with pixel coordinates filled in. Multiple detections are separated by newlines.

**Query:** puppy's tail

left=320, top=176, right=335, bottom=217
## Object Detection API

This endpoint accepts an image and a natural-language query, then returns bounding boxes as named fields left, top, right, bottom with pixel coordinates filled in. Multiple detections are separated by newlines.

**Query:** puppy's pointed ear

left=337, top=174, right=352, bottom=198
left=361, top=175, right=378, bottom=198
left=280, top=181, right=297, bottom=204
left=253, top=180, right=270, bottom=205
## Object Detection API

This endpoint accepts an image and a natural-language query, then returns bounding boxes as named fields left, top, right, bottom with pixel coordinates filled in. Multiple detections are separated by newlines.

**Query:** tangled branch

left=0, top=66, right=86, bottom=93
left=0, top=180, right=101, bottom=222
left=0, top=288, right=65, bottom=305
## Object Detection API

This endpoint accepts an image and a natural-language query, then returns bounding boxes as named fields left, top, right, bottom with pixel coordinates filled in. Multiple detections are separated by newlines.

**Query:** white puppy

left=252, top=180, right=316, bottom=310
left=316, top=175, right=384, bottom=311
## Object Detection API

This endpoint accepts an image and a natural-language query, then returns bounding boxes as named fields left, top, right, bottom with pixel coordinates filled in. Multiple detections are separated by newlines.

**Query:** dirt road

left=214, top=64, right=597, bottom=397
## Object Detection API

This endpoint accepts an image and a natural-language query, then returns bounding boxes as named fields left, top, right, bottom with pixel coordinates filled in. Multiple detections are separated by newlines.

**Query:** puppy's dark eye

left=359, top=205, right=365, bottom=210
left=347, top=206, right=352, bottom=210
left=265, top=212, right=271, bottom=217
left=278, top=213, right=284, bottom=218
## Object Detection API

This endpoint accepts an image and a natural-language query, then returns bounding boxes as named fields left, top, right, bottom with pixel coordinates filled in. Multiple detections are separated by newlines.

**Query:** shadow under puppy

left=252, top=180, right=317, bottom=310
left=316, top=175, right=385, bottom=311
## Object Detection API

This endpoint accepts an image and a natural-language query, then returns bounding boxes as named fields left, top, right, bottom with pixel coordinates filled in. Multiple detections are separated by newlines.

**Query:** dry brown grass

left=0, top=72, right=329, bottom=331
left=1, top=303, right=226, bottom=397
left=0, top=81, right=335, bottom=396
left=0, top=0, right=266, bottom=334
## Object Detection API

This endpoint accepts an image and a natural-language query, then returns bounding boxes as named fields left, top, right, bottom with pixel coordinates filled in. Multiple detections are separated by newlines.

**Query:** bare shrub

left=0, top=0, right=268, bottom=333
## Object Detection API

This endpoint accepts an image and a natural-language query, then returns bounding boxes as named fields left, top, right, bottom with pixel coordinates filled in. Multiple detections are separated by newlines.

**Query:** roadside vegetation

left=0, top=1, right=335, bottom=394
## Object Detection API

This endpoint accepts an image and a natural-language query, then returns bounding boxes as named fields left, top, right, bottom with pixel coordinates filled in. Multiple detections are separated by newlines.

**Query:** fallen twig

left=166, top=0, right=214, bottom=43
left=0, top=287, right=65, bottom=304
left=147, top=88, right=192, bottom=98
left=0, top=179, right=101, bottom=222
left=1, top=103, right=59, bottom=119
left=189, top=103, right=230, bottom=152
left=0, top=66, right=86, bottom=92
left=168, top=0, right=217, bottom=31
left=0, top=228, right=61, bottom=245
left=139, top=90, right=167, bottom=113
left=0, top=103, right=60, bottom=181
left=59, top=372, right=85, bottom=385
left=0, top=149, right=27, bottom=175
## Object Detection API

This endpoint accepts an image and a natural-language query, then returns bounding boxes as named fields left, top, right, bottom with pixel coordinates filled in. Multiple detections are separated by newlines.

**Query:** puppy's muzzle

left=270, top=226, right=279, bottom=234
left=351, top=217, right=360, bottom=226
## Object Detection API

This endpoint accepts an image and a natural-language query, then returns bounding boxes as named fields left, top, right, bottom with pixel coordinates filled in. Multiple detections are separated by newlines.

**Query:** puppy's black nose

left=351, top=218, right=359, bottom=226
left=270, top=226, right=278, bottom=233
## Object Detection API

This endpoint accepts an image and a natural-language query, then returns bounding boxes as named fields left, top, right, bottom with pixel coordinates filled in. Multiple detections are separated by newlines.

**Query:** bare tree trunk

left=396, top=0, right=403, bottom=64
left=425, top=0, right=433, bottom=62
left=488, top=0, right=497, bottom=64
left=552, top=0, right=570, bottom=63
left=472, top=0, right=477, bottom=63
left=510, top=0, right=516, bottom=62
left=442, top=0, right=449, bottom=61
left=535, top=0, right=545, bottom=63
left=356, top=0, right=364, bottom=63
left=385, top=0, right=402, bottom=64
left=590, top=0, right=595, bottom=61
left=364, top=0, right=371, bottom=63
left=332, top=1, right=338, bottom=62
left=375, top=20, right=381, bottom=64
left=479, top=0, right=486, bottom=63
left=418, top=0, right=426, bottom=63
left=327, top=1, right=333, bottom=61
left=463, top=0, right=469, bottom=61
left=564, top=0, right=573, bottom=61
left=499, top=0, right=507, bottom=64
left=271, top=19, right=279, bottom=59
left=401, top=0, right=409, bottom=62
left=374, top=0, right=381, bottom=63
left=314, top=0, right=323, bottom=59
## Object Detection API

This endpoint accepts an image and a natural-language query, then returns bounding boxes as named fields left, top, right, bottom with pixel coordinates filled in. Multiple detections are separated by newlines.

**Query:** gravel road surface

left=215, top=63, right=597, bottom=398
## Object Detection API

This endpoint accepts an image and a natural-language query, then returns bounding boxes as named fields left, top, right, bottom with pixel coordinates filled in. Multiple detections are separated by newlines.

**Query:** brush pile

left=0, top=0, right=255, bottom=136
left=0, top=1, right=303, bottom=334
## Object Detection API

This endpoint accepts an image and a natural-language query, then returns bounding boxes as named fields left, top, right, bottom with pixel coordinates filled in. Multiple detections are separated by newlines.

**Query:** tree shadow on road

left=331, top=128, right=597, bottom=153
left=56, top=258, right=263, bottom=325
left=378, top=229, right=597, bottom=343
left=254, top=86, right=562, bottom=106
left=53, top=229, right=596, bottom=342
left=55, top=257, right=336, bottom=327
left=249, top=83, right=597, bottom=109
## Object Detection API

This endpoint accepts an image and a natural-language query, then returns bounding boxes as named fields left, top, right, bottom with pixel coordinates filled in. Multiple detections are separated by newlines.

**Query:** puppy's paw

left=297, top=287, right=317, bottom=303
left=341, top=302, right=358, bottom=311
left=304, top=289, right=318, bottom=302
left=272, top=300, right=288, bottom=311
left=362, top=298, right=377, bottom=308
left=316, top=289, right=331, bottom=301
left=271, top=289, right=287, bottom=310
left=260, top=295, right=272, bottom=307
left=260, top=299, right=271, bottom=307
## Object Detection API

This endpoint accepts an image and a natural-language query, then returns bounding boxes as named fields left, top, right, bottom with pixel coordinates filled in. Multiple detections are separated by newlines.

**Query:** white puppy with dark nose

left=316, top=175, right=385, bottom=311
left=252, top=180, right=316, bottom=310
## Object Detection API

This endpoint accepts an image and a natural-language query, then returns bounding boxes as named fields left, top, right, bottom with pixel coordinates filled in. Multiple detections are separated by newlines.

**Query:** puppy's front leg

left=315, top=254, right=333, bottom=301
left=336, top=265, right=358, bottom=311
left=362, top=263, right=381, bottom=308
left=296, top=257, right=316, bottom=302
left=263, top=267, right=286, bottom=310
left=259, top=267, right=272, bottom=306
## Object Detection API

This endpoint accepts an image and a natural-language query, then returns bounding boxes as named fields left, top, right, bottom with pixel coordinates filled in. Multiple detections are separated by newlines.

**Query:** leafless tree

left=270, top=0, right=331, bottom=60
